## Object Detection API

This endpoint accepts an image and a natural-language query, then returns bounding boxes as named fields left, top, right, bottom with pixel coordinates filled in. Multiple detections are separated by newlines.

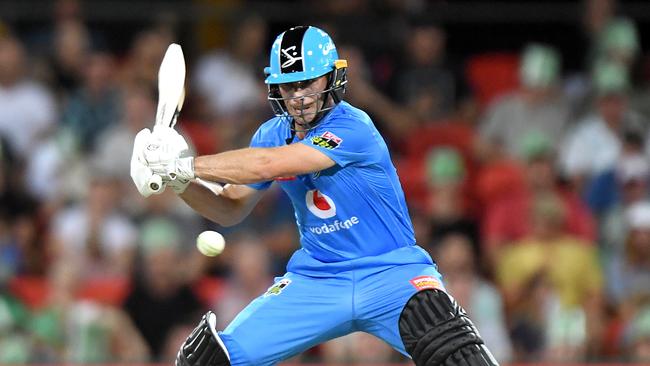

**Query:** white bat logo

left=281, top=46, right=303, bottom=68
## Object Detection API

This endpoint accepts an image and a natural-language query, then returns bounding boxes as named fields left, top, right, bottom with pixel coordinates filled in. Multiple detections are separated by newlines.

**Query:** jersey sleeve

left=299, top=117, right=383, bottom=167
left=246, top=126, right=274, bottom=191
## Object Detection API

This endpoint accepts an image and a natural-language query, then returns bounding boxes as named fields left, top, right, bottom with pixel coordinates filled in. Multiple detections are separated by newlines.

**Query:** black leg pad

left=176, top=311, right=231, bottom=366
left=399, top=289, right=499, bottom=366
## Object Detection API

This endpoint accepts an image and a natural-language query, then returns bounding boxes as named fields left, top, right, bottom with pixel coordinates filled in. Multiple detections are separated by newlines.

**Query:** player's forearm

left=194, top=147, right=293, bottom=184
left=193, top=148, right=274, bottom=184
left=178, top=182, right=250, bottom=226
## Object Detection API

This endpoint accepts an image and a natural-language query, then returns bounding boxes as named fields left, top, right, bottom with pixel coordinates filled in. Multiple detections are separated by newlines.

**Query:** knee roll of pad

left=176, top=311, right=231, bottom=366
left=398, top=289, right=499, bottom=366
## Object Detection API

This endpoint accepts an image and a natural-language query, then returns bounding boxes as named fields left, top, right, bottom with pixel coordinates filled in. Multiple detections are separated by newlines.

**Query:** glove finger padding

left=146, top=125, right=189, bottom=164
left=131, top=128, right=165, bottom=197
left=145, top=125, right=192, bottom=181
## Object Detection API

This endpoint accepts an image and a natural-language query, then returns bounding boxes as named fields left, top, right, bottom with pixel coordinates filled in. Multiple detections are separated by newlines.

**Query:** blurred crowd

left=1, top=0, right=650, bottom=364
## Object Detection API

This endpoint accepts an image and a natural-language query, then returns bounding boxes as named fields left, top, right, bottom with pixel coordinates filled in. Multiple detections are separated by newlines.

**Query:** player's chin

left=291, top=112, right=316, bottom=126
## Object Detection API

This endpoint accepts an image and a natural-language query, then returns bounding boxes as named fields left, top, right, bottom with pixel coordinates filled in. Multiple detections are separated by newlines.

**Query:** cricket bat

left=148, top=43, right=186, bottom=192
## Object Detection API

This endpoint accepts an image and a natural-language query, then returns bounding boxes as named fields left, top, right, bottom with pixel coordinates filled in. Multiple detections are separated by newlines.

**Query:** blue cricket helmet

left=265, top=26, right=340, bottom=84
left=264, top=26, right=348, bottom=131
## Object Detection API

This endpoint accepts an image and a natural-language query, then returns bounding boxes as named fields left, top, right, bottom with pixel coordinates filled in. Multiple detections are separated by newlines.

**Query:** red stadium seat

left=403, top=121, right=475, bottom=161
left=9, top=276, right=131, bottom=308
left=76, top=277, right=131, bottom=306
left=192, top=276, right=225, bottom=307
left=8, top=276, right=49, bottom=308
left=466, top=52, right=520, bottom=110
left=179, top=119, right=220, bottom=156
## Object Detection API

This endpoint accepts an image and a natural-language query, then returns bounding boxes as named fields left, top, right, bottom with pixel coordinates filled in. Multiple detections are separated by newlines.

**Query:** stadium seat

left=466, top=52, right=520, bottom=110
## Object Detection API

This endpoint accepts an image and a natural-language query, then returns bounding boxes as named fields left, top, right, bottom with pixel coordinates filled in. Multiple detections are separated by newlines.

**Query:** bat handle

left=148, top=174, right=163, bottom=193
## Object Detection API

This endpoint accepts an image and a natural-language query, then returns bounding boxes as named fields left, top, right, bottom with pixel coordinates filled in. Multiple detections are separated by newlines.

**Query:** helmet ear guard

left=265, top=66, right=288, bottom=117
left=329, top=59, right=348, bottom=104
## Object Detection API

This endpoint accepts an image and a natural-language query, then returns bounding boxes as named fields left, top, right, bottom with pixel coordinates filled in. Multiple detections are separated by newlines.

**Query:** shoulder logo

left=264, top=278, right=291, bottom=297
left=311, top=131, right=342, bottom=150
left=305, top=189, right=336, bottom=218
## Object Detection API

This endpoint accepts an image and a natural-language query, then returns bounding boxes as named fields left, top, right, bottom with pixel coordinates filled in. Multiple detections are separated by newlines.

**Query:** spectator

left=483, top=133, right=595, bottom=264
left=37, top=260, right=150, bottom=363
left=479, top=43, right=571, bottom=161
left=214, top=238, right=273, bottom=329
left=61, top=51, right=120, bottom=153
left=598, top=151, right=649, bottom=257
left=606, top=202, right=650, bottom=316
left=626, top=305, right=650, bottom=362
left=47, top=19, right=91, bottom=98
left=0, top=35, right=57, bottom=159
left=560, top=60, right=647, bottom=192
left=123, top=217, right=203, bottom=361
left=496, top=192, right=603, bottom=361
left=0, top=195, right=42, bottom=281
left=119, top=29, right=171, bottom=92
left=48, top=167, right=137, bottom=279
left=434, top=233, right=513, bottom=361
left=338, top=44, right=417, bottom=141
left=568, top=2, right=639, bottom=117
left=423, top=148, right=480, bottom=257
left=595, top=17, right=639, bottom=71
left=193, top=14, right=268, bottom=119
left=93, top=86, right=156, bottom=181
left=392, top=22, right=456, bottom=121
left=0, top=293, right=32, bottom=363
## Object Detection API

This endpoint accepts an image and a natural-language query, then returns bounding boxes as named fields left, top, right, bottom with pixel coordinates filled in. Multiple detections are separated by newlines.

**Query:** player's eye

left=280, top=79, right=316, bottom=93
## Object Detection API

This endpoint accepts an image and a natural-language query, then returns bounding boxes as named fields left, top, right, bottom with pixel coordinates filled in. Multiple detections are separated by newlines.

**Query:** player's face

left=278, top=75, right=328, bottom=127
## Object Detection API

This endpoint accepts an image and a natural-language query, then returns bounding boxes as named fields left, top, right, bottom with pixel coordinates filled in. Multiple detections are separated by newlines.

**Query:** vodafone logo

left=305, top=189, right=336, bottom=218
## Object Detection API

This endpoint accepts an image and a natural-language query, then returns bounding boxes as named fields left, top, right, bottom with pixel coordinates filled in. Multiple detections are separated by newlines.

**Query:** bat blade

left=155, top=43, right=186, bottom=127
left=147, top=43, right=186, bottom=193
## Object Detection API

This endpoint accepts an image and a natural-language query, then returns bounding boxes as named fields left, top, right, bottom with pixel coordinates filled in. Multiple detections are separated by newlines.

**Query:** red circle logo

left=305, top=189, right=336, bottom=218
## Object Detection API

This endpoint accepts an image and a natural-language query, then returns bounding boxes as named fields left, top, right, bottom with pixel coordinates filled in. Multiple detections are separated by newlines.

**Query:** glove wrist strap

left=175, top=157, right=195, bottom=181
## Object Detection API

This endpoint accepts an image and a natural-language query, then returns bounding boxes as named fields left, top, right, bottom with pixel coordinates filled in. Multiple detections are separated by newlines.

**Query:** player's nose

left=289, top=96, right=312, bottom=109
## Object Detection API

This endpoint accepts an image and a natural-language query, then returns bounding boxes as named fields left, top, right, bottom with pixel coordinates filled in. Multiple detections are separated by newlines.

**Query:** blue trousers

left=218, top=246, right=444, bottom=366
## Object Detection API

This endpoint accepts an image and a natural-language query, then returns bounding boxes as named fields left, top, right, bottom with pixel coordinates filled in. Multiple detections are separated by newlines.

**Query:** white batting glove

left=144, top=125, right=195, bottom=192
left=131, top=128, right=166, bottom=197
left=167, top=175, right=190, bottom=194
left=144, top=125, right=194, bottom=181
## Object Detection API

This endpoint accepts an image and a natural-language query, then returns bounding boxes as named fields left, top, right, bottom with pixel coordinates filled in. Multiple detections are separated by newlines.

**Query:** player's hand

left=131, top=128, right=167, bottom=197
left=144, top=125, right=195, bottom=183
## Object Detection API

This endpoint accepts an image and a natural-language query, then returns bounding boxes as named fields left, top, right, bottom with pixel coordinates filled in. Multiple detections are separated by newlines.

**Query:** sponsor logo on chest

left=304, top=189, right=360, bottom=234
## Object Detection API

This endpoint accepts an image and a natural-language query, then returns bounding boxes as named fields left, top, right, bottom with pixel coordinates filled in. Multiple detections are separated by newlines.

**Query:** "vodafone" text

left=308, top=216, right=360, bottom=234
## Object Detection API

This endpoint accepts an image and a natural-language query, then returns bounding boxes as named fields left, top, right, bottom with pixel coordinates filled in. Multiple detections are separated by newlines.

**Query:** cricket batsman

left=130, top=26, right=498, bottom=366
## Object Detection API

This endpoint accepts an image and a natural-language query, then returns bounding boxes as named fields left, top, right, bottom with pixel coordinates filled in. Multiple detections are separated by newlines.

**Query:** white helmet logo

left=281, top=46, right=303, bottom=68
left=305, top=189, right=336, bottom=219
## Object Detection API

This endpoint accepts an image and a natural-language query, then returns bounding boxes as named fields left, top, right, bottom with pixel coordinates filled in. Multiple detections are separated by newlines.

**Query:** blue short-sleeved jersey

left=248, top=102, right=417, bottom=264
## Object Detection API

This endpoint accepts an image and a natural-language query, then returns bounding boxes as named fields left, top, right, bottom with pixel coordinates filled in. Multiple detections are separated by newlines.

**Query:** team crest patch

left=311, top=131, right=342, bottom=150
left=264, top=278, right=291, bottom=297
left=409, top=276, right=443, bottom=291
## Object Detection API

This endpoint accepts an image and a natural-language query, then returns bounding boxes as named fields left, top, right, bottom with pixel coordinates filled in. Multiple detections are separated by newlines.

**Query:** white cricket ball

left=196, top=230, right=225, bottom=257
